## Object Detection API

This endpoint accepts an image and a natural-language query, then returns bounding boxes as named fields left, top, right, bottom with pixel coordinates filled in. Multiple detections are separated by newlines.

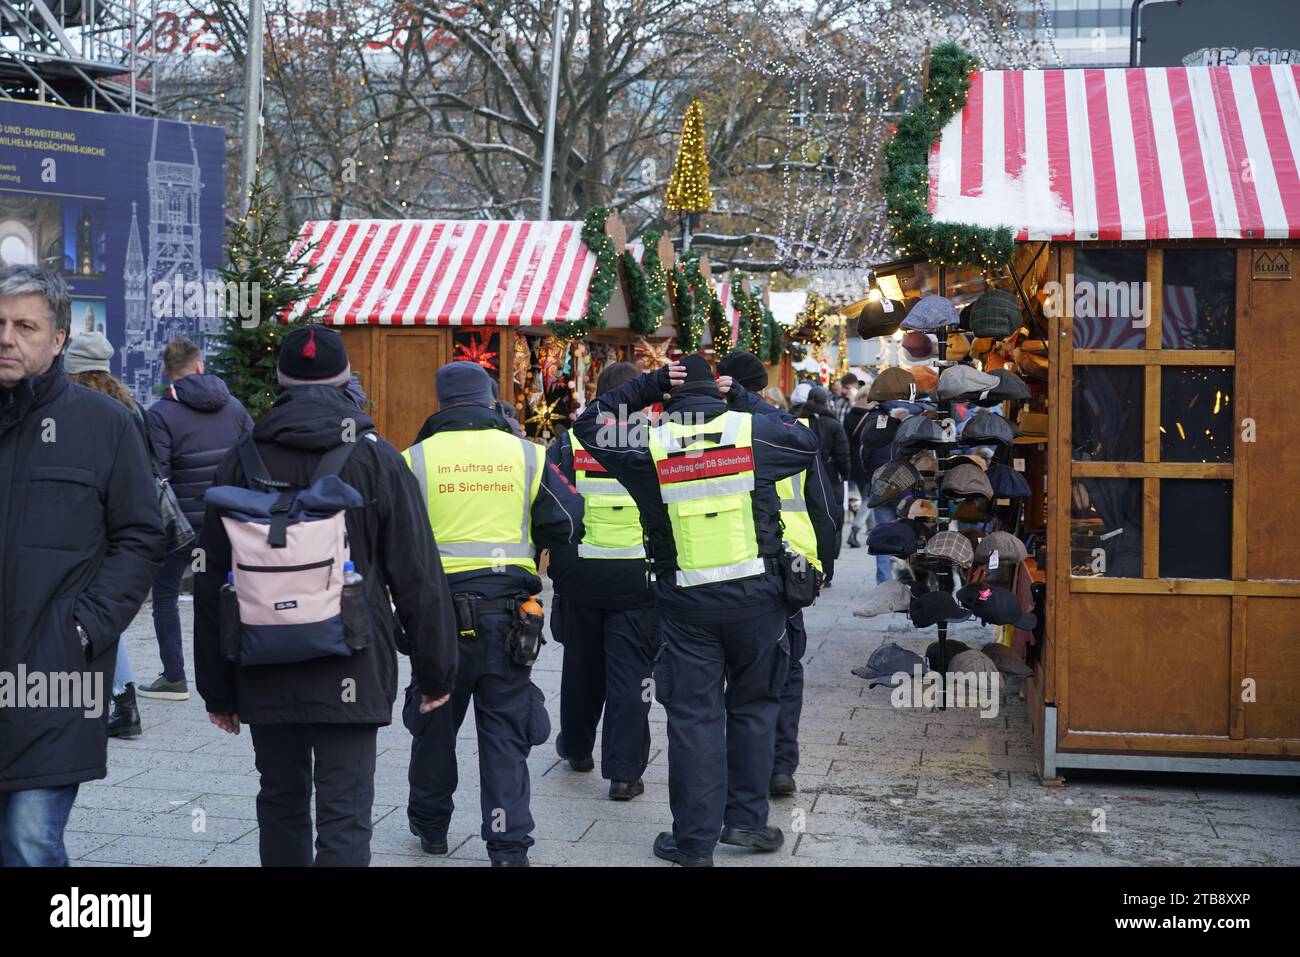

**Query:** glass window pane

left=1072, top=248, right=1149, bottom=349
left=1073, top=366, right=1144, bottom=461
left=1161, top=249, right=1236, bottom=349
left=1160, top=367, right=1234, bottom=463
left=1160, top=480, right=1232, bottom=579
left=1070, top=478, right=1143, bottom=577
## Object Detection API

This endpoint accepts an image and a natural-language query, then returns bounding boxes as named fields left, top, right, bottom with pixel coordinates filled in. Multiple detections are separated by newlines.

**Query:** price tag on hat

left=1013, top=458, right=1026, bottom=472
left=988, top=550, right=1000, bottom=571
left=876, top=417, right=887, bottom=429
left=883, top=298, right=895, bottom=313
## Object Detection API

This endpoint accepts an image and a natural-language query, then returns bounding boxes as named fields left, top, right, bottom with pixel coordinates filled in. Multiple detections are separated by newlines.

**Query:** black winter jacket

left=572, top=370, right=820, bottom=623
left=0, top=357, right=165, bottom=792
left=193, top=385, right=458, bottom=724
left=404, top=404, right=583, bottom=601
left=146, top=373, right=252, bottom=530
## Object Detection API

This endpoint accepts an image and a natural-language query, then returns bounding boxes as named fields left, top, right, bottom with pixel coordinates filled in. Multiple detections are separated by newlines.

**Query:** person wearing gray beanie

left=63, top=331, right=115, bottom=375
left=436, top=360, right=494, bottom=408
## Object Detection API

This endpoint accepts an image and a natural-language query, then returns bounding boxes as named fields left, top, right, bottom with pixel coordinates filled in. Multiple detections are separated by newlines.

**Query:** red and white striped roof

left=928, top=65, right=1300, bottom=242
left=289, top=219, right=596, bottom=325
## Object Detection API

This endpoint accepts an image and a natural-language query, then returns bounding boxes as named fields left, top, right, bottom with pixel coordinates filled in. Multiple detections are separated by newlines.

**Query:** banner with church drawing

left=0, top=100, right=225, bottom=406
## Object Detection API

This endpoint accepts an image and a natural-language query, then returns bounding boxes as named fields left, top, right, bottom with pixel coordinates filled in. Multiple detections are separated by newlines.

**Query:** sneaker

left=136, top=674, right=189, bottom=701
left=107, top=684, right=142, bottom=739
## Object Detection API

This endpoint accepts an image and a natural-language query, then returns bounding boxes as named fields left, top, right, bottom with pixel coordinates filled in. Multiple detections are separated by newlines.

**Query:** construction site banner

left=0, top=100, right=225, bottom=406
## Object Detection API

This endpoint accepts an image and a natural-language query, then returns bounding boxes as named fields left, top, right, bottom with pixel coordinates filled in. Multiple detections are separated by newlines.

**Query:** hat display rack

left=899, top=268, right=1033, bottom=709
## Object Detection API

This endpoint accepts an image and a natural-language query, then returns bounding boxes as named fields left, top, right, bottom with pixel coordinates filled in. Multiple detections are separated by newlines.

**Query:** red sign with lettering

left=574, top=450, right=607, bottom=474
left=656, top=446, right=754, bottom=484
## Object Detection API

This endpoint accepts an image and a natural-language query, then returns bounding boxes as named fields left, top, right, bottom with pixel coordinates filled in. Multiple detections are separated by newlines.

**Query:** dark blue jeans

left=0, top=784, right=79, bottom=866
left=151, top=545, right=191, bottom=682
left=773, top=611, right=808, bottom=776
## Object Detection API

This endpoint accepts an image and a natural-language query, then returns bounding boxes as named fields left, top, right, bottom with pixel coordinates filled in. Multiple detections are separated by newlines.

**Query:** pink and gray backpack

left=205, top=434, right=373, bottom=666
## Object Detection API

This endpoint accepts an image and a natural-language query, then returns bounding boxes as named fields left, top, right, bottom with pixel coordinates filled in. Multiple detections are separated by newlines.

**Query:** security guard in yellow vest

left=572, top=355, right=820, bottom=867
left=402, top=362, right=582, bottom=867
left=719, top=352, right=837, bottom=797
left=545, top=362, right=659, bottom=801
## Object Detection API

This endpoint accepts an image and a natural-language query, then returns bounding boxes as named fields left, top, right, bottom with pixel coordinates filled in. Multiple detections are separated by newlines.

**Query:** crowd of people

left=0, top=263, right=895, bottom=868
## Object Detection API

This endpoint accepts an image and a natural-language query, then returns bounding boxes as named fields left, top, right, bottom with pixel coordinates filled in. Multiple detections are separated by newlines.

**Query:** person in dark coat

left=140, top=337, right=252, bottom=702
left=193, top=325, right=458, bottom=867
left=545, top=361, right=659, bottom=799
left=801, top=386, right=850, bottom=578
left=573, top=356, right=820, bottom=867
left=0, top=266, right=164, bottom=866
left=843, top=391, right=875, bottom=548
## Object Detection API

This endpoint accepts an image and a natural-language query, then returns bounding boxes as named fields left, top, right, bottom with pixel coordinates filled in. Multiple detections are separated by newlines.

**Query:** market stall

left=289, top=211, right=679, bottom=444
left=864, top=50, right=1300, bottom=776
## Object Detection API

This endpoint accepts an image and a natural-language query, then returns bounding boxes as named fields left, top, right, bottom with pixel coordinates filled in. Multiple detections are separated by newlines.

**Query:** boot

left=847, top=528, right=862, bottom=548
left=107, top=683, right=142, bottom=739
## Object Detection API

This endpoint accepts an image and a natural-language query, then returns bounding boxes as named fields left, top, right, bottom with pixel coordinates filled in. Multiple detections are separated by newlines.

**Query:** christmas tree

left=666, top=98, right=713, bottom=213
left=209, top=179, right=331, bottom=419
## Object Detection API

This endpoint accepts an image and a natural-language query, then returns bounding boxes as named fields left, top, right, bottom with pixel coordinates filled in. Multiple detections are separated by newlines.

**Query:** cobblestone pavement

left=72, top=544, right=1300, bottom=866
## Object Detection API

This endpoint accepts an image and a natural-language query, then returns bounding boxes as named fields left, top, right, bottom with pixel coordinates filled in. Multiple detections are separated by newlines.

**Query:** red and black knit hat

left=277, top=325, right=351, bottom=388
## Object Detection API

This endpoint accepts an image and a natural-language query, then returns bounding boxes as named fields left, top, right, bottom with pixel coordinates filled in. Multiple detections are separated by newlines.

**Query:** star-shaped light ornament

left=453, top=333, right=499, bottom=373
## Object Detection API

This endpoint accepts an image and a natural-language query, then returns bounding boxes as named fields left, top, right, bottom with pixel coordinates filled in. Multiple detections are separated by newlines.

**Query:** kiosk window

left=1159, top=480, right=1233, bottom=579
left=1162, top=250, right=1235, bottom=350
left=1160, top=367, right=1234, bottom=463
left=1073, top=366, right=1144, bottom=462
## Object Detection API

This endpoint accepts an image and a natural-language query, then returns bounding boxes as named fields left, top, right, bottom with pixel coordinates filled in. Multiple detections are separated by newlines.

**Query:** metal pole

left=539, top=1, right=564, bottom=220
left=239, top=0, right=265, bottom=218
left=129, top=0, right=137, bottom=115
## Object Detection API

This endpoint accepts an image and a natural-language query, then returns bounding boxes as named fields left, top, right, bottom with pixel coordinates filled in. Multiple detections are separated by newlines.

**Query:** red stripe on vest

left=573, top=450, right=607, bottom=473
left=656, top=446, right=755, bottom=484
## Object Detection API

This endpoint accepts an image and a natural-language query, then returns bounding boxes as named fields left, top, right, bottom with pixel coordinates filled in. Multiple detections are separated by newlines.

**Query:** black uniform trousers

left=404, top=609, right=550, bottom=864
left=656, top=610, right=789, bottom=858
left=249, top=722, right=379, bottom=867
left=773, top=609, right=808, bottom=777
left=552, top=596, right=660, bottom=781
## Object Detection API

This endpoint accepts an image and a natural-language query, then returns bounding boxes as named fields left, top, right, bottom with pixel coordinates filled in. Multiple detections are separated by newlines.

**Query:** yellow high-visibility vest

left=647, top=409, right=764, bottom=587
left=570, top=432, right=645, bottom=560
left=775, top=418, right=822, bottom=573
left=402, top=429, right=543, bottom=575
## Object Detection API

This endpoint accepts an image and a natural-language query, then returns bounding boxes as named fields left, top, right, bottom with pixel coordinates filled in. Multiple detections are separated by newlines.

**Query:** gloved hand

left=656, top=362, right=687, bottom=399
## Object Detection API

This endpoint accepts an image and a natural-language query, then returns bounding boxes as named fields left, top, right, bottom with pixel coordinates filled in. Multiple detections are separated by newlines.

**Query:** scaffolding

left=0, top=0, right=157, bottom=114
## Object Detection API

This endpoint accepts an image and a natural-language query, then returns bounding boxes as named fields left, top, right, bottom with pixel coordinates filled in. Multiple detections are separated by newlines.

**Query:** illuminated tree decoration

left=452, top=332, right=499, bottom=373
left=665, top=98, right=713, bottom=214
left=673, top=263, right=702, bottom=353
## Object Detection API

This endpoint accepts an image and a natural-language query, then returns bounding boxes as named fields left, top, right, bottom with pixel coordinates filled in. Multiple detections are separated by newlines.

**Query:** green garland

left=882, top=43, right=1014, bottom=270
left=551, top=206, right=617, bottom=340
left=673, top=262, right=702, bottom=353
left=640, top=229, right=670, bottom=327
left=764, top=306, right=784, bottom=364
left=679, top=253, right=716, bottom=355
left=708, top=291, right=732, bottom=354
left=621, top=250, right=660, bottom=336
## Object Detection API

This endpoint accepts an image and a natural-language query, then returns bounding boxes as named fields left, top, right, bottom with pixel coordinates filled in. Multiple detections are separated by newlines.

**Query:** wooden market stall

left=888, top=59, right=1300, bottom=776
left=288, top=213, right=680, bottom=445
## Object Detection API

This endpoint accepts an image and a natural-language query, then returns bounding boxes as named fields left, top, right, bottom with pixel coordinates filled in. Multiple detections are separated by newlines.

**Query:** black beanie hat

left=278, top=325, right=351, bottom=388
left=437, top=360, right=494, bottom=408
left=717, top=350, right=768, bottom=392
left=680, top=354, right=714, bottom=383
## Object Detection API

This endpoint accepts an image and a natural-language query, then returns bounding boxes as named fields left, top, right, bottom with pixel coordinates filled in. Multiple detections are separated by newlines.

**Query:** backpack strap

left=310, top=430, right=376, bottom=484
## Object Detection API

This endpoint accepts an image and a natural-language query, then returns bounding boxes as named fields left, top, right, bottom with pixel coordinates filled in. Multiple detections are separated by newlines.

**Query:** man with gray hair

left=0, top=265, right=164, bottom=865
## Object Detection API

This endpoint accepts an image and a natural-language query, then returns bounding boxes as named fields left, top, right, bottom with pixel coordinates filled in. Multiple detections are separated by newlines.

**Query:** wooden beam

left=1145, top=247, right=1163, bottom=350
left=1071, top=461, right=1233, bottom=479
left=1058, top=730, right=1300, bottom=757
left=1069, top=578, right=1300, bottom=596
left=1230, top=595, right=1247, bottom=740
left=1143, top=476, right=1159, bottom=579
left=1072, top=349, right=1235, bottom=365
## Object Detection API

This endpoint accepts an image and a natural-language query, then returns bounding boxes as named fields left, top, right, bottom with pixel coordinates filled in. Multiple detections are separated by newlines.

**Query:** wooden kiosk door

left=379, top=329, right=447, bottom=449
left=1050, top=245, right=1300, bottom=761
